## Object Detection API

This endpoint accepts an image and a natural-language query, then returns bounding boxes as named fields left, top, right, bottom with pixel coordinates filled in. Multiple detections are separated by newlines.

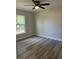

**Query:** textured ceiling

left=16, top=0, right=62, bottom=12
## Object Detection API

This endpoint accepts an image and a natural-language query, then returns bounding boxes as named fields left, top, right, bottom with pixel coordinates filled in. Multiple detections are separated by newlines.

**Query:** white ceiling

left=16, top=0, right=62, bottom=12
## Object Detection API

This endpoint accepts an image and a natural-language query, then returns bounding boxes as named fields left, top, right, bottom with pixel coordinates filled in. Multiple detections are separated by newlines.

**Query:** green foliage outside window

left=16, top=15, right=25, bottom=34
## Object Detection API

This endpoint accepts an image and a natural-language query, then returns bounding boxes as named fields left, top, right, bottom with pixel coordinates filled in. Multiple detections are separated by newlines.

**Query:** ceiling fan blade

left=32, top=7, right=35, bottom=9
left=39, top=6, right=45, bottom=9
left=32, top=0, right=37, bottom=5
left=24, top=5, right=34, bottom=6
left=40, top=3, right=50, bottom=6
left=32, top=0, right=40, bottom=6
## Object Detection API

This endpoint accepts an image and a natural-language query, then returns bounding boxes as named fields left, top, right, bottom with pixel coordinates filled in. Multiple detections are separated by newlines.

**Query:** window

left=16, top=15, right=25, bottom=34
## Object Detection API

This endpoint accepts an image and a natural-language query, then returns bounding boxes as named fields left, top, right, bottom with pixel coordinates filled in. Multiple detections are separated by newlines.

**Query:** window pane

left=16, top=15, right=25, bottom=24
left=16, top=15, right=25, bottom=34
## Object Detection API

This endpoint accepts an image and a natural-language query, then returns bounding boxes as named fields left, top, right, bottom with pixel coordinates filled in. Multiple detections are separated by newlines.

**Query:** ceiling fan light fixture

left=35, top=6, right=39, bottom=9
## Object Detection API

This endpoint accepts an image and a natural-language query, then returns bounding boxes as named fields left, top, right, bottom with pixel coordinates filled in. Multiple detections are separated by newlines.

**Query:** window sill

left=16, top=32, right=26, bottom=35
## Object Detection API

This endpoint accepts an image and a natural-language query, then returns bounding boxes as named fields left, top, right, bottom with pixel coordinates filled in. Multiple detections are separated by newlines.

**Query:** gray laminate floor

left=16, top=36, right=62, bottom=59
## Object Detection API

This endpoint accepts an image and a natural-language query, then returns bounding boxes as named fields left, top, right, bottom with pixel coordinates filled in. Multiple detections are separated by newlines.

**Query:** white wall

left=16, top=9, right=36, bottom=41
left=35, top=7, right=62, bottom=41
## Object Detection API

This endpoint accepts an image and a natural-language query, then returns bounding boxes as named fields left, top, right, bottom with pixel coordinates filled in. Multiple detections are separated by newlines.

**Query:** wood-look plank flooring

left=16, top=36, right=62, bottom=59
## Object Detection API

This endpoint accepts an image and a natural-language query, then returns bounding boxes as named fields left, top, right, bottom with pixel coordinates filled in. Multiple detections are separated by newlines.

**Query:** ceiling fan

left=24, top=0, right=50, bottom=10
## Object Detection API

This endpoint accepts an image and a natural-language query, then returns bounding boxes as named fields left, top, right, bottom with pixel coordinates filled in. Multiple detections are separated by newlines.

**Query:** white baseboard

left=16, top=34, right=36, bottom=41
left=37, top=35, right=62, bottom=41
left=16, top=34, right=62, bottom=41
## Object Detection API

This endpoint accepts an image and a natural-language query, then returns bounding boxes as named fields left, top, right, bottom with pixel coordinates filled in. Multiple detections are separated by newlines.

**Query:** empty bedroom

left=16, top=0, right=62, bottom=59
